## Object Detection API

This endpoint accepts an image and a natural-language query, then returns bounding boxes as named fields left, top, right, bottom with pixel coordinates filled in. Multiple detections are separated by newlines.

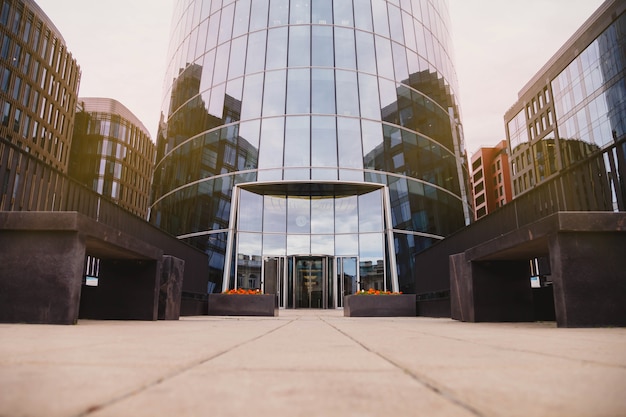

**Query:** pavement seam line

left=74, top=317, right=298, bottom=417
left=321, top=317, right=486, bottom=417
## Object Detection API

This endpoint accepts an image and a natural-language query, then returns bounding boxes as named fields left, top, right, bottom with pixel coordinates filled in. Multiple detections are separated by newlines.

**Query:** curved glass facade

left=151, top=0, right=470, bottom=303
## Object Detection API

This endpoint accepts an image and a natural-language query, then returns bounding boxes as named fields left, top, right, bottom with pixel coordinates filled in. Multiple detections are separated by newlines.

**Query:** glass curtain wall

left=150, top=0, right=470, bottom=300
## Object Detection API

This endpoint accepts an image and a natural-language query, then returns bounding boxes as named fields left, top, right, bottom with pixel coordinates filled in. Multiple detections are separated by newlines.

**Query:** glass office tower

left=151, top=0, right=470, bottom=308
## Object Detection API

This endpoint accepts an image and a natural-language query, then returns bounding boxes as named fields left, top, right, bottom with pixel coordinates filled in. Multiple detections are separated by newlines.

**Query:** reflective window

left=286, top=68, right=310, bottom=114
left=353, top=0, right=373, bottom=31
left=334, top=0, right=354, bottom=26
left=240, top=73, right=264, bottom=119
left=312, top=26, right=334, bottom=67
left=392, top=42, right=408, bottom=81
left=375, top=36, right=394, bottom=80
left=213, top=43, right=230, bottom=85
left=311, top=198, right=334, bottom=234
left=250, top=0, right=269, bottom=31
left=335, top=195, right=358, bottom=233
left=258, top=117, right=285, bottom=169
left=335, top=234, right=358, bottom=255
left=359, top=190, right=383, bottom=232
left=284, top=115, right=310, bottom=168
left=337, top=117, right=363, bottom=169
left=311, top=69, right=336, bottom=114
left=358, top=73, right=381, bottom=119
left=290, top=0, right=311, bottom=24
left=246, top=31, right=267, bottom=74
left=355, top=31, right=376, bottom=74
left=238, top=190, right=263, bottom=232
left=218, top=3, right=234, bottom=44
left=288, top=25, right=310, bottom=67
left=228, top=36, right=247, bottom=79
left=311, top=235, right=334, bottom=254
left=263, top=69, right=286, bottom=116
left=287, top=234, right=310, bottom=254
left=361, top=119, right=383, bottom=157
left=269, top=0, right=289, bottom=26
left=371, top=0, right=390, bottom=37
left=266, top=27, right=287, bottom=70
left=334, top=28, right=356, bottom=70
left=232, top=0, right=251, bottom=37
left=264, top=195, right=287, bottom=233
left=336, top=70, right=359, bottom=116
left=263, top=233, right=286, bottom=255
left=312, top=0, right=333, bottom=24
left=238, top=119, right=261, bottom=149
left=206, top=11, right=220, bottom=51
left=288, top=196, right=310, bottom=233
left=311, top=115, right=337, bottom=168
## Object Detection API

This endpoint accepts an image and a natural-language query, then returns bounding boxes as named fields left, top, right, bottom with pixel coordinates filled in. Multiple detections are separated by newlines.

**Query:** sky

left=35, top=0, right=606, bottom=155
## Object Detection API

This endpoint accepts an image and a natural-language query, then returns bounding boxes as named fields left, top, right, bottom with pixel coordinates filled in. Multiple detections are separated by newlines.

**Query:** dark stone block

left=0, top=230, right=85, bottom=324
left=344, top=294, right=416, bottom=317
left=208, top=294, right=277, bottom=316
left=158, top=256, right=184, bottom=320
left=550, top=232, right=626, bottom=327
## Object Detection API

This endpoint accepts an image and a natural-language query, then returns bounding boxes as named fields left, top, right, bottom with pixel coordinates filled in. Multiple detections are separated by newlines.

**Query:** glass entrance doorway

left=264, top=255, right=356, bottom=309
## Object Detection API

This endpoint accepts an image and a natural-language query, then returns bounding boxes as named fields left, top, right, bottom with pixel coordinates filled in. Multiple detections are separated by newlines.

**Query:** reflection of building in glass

left=505, top=0, right=625, bottom=211
left=470, top=140, right=512, bottom=220
left=150, top=0, right=471, bottom=307
left=0, top=0, right=80, bottom=208
left=69, top=98, right=155, bottom=218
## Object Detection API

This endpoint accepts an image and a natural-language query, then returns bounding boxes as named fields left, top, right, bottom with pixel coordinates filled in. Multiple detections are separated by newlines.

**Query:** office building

left=69, top=97, right=155, bottom=218
left=470, top=140, right=512, bottom=219
left=504, top=0, right=625, bottom=211
left=151, top=0, right=471, bottom=308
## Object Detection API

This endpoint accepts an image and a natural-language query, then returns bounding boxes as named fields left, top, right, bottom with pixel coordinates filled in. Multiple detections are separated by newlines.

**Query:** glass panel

left=392, top=42, right=408, bottom=82
left=258, top=117, right=284, bottom=169
left=238, top=190, right=263, bottom=232
left=311, top=234, right=334, bottom=254
left=335, top=233, right=358, bottom=255
left=337, top=117, right=363, bottom=169
left=311, top=197, right=334, bottom=234
left=312, top=26, right=334, bottom=67
left=355, top=31, right=376, bottom=74
left=375, top=36, right=394, bottom=80
left=357, top=73, right=381, bottom=120
left=290, top=0, right=311, bottom=24
left=218, top=3, right=234, bottom=44
left=263, top=195, right=287, bottom=233
left=371, top=0, right=389, bottom=36
left=205, top=11, right=220, bottom=51
left=245, top=31, right=266, bottom=74
left=262, top=69, right=286, bottom=116
left=336, top=70, right=359, bottom=116
left=312, top=0, right=333, bottom=24
left=241, top=73, right=264, bottom=119
left=284, top=115, right=310, bottom=169
left=269, top=0, right=289, bottom=26
left=287, top=195, right=310, bottom=233
left=263, top=234, right=286, bottom=255
left=361, top=119, right=383, bottom=157
left=288, top=26, right=310, bottom=67
left=266, top=27, right=288, bottom=70
left=237, top=232, right=262, bottom=290
left=388, top=4, right=404, bottom=43
left=238, top=119, right=260, bottom=149
left=353, top=0, right=373, bottom=31
left=311, top=116, right=337, bottom=168
left=296, top=258, right=323, bottom=308
left=286, top=68, right=310, bottom=114
left=287, top=234, right=310, bottom=254
left=334, top=0, right=354, bottom=26
left=359, top=233, right=384, bottom=290
left=335, top=195, right=358, bottom=233
left=228, top=36, right=247, bottom=80
left=359, top=190, right=383, bottom=232
left=339, top=257, right=358, bottom=305
left=311, top=69, right=335, bottom=114
left=233, top=0, right=251, bottom=37
left=250, top=0, right=269, bottom=31
left=334, top=27, right=356, bottom=70
left=263, top=257, right=283, bottom=300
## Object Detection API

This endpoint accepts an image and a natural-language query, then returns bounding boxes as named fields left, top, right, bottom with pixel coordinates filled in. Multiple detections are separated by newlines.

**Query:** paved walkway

left=1, top=310, right=625, bottom=417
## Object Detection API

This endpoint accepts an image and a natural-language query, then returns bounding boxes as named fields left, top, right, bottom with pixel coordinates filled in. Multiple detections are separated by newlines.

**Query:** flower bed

left=344, top=293, right=416, bottom=317
left=207, top=292, right=277, bottom=316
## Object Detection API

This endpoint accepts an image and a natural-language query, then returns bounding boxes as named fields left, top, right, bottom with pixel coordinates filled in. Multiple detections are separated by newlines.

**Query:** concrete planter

left=344, top=294, right=416, bottom=317
left=208, top=293, right=278, bottom=316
